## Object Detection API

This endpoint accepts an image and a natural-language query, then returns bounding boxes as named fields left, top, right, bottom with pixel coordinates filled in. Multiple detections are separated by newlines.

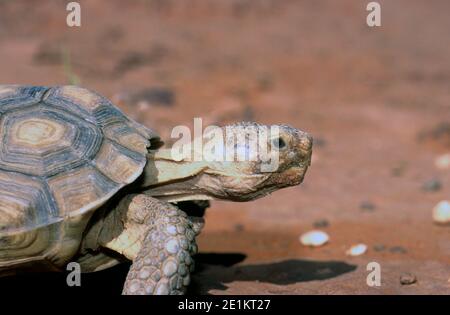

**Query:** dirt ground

left=0, top=0, right=449, bottom=294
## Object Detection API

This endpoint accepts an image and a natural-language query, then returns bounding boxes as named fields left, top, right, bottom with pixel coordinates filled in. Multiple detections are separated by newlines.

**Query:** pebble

left=234, top=224, right=245, bottom=232
left=256, top=74, right=274, bottom=91
left=421, top=178, right=442, bottom=192
left=299, top=230, right=329, bottom=247
left=435, top=153, right=450, bottom=170
left=432, top=200, right=450, bottom=224
left=373, top=244, right=386, bottom=252
left=391, top=161, right=407, bottom=177
left=360, top=201, right=376, bottom=212
left=313, top=219, right=330, bottom=228
left=346, top=244, right=368, bottom=256
left=128, top=87, right=175, bottom=107
left=400, top=273, right=417, bottom=285
left=390, top=246, right=407, bottom=254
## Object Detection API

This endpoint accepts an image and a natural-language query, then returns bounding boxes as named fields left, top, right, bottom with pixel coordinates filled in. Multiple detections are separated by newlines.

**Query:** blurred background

left=0, top=0, right=449, bottom=294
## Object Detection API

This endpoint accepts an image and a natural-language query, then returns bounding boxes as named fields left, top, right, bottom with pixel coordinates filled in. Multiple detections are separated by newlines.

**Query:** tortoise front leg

left=120, top=195, right=198, bottom=295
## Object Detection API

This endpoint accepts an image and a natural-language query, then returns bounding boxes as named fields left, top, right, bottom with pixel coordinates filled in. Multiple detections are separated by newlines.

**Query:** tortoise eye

left=272, top=137, right=287, bottom=150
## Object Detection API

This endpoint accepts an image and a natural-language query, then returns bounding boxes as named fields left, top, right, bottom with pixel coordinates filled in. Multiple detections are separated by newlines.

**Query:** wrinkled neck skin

left=140, top=149, right=273, bottom=203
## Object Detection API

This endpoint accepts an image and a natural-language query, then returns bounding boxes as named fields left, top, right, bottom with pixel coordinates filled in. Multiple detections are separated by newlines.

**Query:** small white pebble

left=435, top=153, right=450, bottom=170
left=300, top=230, right=329, bottom=247
left=346, top=243, right=368, bottom=256
left=432, top=200, right=450, bottom=224
left=137, top=101, right=150, bottom=111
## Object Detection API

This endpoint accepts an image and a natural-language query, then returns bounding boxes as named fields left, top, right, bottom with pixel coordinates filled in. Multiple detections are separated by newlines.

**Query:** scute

left=47, top=165, right=118, bottom=217
left=0, top=86, right=47, bottom=112
left=93, top=140, right=145, bottom=184
left=0, top=170, right=57, bottom=234
left=0, top=85, right=159, bottom=235
left=0, top=104, right=103, bottom=177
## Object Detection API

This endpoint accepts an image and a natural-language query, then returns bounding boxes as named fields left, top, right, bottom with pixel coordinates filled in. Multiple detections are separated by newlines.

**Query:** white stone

left=137, top=101, right=150, bottom=111
left=432, top=200, right=450, bottom=224
left=346, top=243, right=368, bottom=256
left=299, top=230, right=329, bottom=247
left=435, top=153, right=450, bottom=170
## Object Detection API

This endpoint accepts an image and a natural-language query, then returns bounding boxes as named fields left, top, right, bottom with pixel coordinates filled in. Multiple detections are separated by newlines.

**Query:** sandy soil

left=0, top=0, right=449, bottom=294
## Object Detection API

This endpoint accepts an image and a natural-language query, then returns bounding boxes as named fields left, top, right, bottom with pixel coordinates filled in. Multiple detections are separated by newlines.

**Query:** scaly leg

left=118, top=195, right=198, bottom=295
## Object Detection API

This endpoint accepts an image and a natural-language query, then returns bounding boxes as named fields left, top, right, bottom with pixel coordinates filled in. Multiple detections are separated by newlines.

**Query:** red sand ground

left=0, top=0, right=449, bottom=294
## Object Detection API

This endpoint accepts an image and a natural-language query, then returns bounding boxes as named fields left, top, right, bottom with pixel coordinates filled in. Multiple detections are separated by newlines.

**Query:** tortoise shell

left=0, top=85, right=158, bottom=236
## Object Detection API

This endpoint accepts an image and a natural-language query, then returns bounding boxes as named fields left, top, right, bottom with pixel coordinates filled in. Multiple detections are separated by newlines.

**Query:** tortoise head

left=142, top=122, right=312, bottom=202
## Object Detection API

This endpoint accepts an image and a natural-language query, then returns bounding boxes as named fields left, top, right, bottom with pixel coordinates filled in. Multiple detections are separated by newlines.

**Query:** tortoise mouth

left=281, top=165, right=308, bottom=186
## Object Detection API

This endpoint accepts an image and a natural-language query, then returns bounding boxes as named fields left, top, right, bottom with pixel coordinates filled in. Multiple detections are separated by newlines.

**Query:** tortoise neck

left=141, top=149, right=208, bottom=193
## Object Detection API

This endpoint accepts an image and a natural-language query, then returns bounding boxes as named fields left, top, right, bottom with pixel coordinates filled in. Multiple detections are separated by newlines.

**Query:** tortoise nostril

left=272, top=137, right=287, bottom=150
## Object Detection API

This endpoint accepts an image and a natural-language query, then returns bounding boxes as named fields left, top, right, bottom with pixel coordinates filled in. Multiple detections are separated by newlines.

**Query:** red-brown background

left=0, top=0, right=449, bottom=294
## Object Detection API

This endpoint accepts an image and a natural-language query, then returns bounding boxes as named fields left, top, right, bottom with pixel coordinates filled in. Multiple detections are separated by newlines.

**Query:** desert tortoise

left=0, top=85, right=313, bottom=295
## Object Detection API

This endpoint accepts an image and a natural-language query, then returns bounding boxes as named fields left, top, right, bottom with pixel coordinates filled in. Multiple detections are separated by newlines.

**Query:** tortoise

left=0, top=85, right=313, bottom=295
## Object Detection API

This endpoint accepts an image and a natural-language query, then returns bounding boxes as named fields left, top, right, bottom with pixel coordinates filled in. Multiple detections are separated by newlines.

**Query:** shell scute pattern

left=0, top=104, right=103, bottom=177
left=0, top=85, right=155, bottom=235
left=0, top=86, right=48, bottom=113
left=0, top=170, right=57, bottom=233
